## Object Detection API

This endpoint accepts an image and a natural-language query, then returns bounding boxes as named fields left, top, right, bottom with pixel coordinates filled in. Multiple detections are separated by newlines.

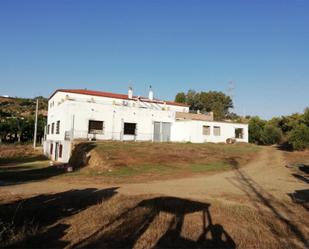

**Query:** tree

left=174, top=92, right=186, bottom=103
left=303, top=107, right=309, bottom=126
left=288, top=124, right=309, bottom=150
left=174, top=90, right=233, bottom=120
left=278, top=113, right=302, bottom=133
left=0, top=121, right=10, bottom=143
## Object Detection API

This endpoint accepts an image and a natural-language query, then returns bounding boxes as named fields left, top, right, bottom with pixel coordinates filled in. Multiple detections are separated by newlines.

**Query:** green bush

left=248, top=117, right=266, bottom=144
left=288, top=124, right=309, bottom=150
left=303, top=107, right=309, bottom=126
left=260, top=125, right=282, bottom=145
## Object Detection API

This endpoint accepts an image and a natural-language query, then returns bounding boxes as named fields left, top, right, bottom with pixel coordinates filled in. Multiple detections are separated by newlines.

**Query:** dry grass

left=69, top=141, right=260, bottom=182
left=283, top=149, right=309, bottom=166
left=3, top=192, right=305, bottom=249
left=0, top=144, right=46, bottom=165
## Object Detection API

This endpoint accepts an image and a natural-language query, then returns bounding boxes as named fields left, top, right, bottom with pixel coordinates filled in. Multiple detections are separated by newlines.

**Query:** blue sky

left=0, top=0, right=308, bottom=119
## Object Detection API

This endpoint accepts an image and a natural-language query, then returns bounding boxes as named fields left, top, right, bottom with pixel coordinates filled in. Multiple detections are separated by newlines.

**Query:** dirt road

left=1, top=146, right=308, bottom=249
left=1, top=147, right=306, bottom=204
left=119, top=147, right=306, bottom=201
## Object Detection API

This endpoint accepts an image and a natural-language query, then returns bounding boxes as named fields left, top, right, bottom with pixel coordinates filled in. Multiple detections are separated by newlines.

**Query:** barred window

left=88, top=120, right=104, bottom=134
left=124, top=123, right=136, bottom=135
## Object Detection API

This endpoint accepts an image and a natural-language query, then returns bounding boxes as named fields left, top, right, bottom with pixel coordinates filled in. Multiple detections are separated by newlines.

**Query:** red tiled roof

left=49, top=89, right=189, bottom=107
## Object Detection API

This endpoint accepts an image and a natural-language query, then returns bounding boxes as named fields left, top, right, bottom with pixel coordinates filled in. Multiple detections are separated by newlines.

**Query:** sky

left=0, top=0, right=308, bottom=119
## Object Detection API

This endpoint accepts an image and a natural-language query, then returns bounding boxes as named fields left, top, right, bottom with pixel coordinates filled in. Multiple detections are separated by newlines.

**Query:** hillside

left=0, top=96, right=48, bottom=118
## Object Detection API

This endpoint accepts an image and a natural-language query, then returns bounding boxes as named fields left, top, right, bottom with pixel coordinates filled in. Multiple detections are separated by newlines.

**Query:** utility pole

left=33, top=99, right=38, bottom=148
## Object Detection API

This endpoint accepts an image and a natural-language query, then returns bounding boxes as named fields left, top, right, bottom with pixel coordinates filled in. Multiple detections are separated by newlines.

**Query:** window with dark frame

left=47, top=124, right=50, bottom=135
left=124, top=123, right=136, bottom=135
left=51, top=123, right=55, bottom=134
left=203, top=125, right=211, bottom=135
left=56, top=121, right=60, bottom=134
left=214, top=126, right=221, bottom=136
left=235, top=128, right=244, bottom=139
left=88, top=120, right=104, bottom=134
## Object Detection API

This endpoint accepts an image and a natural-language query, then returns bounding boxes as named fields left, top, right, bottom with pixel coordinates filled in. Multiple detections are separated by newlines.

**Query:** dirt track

left=120, top=147, right=307, bottom=201
left=1, top=147, right=306, bottom=203
left=1, top=146, right=309, bottom=249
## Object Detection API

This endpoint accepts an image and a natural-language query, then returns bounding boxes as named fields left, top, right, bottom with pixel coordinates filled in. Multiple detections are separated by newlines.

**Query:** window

left=51, top=123, right=55, bottom=134
left=88, top=120, right=104, bottom=134
left=235, top=128, right=244, bottom=139
left=124, top=123, right=136, bottom=135
left=47, top=124, right=50, bottom=135
left=203, top=125, right=211, bottom=135
left=56, top=121, right=60, bottom=134
left=59, top=144, right=63, bottom=158
left=214, top=126, right=221, bottom=136
left=50, top=143, right=53, bottom=155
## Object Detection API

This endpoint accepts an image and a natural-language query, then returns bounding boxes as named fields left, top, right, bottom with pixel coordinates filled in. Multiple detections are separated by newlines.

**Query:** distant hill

left=0, top=96, right=48, bottom=119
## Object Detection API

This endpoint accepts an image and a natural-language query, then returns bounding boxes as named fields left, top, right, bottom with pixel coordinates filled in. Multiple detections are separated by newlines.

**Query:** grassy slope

left=0, top=142, right=260, bottom=184
left=77, top=142, right=260, bottom=181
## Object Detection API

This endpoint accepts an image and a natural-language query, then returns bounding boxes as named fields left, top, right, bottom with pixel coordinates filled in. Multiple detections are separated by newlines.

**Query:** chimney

left=148, top=85, right=154, bottom=100
left=128, top=87, right=133, bottom=99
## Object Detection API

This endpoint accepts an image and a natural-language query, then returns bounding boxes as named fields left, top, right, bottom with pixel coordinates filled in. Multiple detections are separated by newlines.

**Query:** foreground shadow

left=76, top=196, right=235, bottom=249
left=289, top=164, right=309, bottom=211
left=0, top=155, right=48, bottom=166
left=0, top=165, right=66, bottom=186
left=226, top=158, right=309, bottom=248
left=0, top=187, right=118, bottom=248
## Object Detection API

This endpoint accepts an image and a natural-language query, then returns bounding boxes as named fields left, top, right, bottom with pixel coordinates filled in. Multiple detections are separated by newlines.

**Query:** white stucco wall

left=171, top=120, right=248, bottom=143
left=44, top=90, right=248, bottom=163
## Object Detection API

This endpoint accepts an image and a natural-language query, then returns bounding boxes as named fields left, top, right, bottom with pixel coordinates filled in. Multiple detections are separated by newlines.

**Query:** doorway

left=55, top=142, right=59, bottom=161
left=153, top=122, right=171, bottom=142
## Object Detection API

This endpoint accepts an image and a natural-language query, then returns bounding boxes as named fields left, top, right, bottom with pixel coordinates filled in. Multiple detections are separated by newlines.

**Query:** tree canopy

left=248, top=107, right=309, bottom=150
left=174, top=90, right=233, bottom=120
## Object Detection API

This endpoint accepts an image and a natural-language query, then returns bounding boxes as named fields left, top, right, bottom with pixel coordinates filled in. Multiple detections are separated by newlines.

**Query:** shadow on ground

left=226, top=157, right=309, bottom=249
left=0, top=187, right=118, bottom=248
left=289, top=164, right=309, bottom=212
left=74, top=197, right=235, bottom=249
left=0, top=164, right=66, bottom=186
left=0, top=155, right=47, bottom=166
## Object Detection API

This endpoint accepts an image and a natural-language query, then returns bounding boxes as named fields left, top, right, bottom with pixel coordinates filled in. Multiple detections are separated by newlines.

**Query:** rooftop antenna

left=227, top=80, right=235, bottom=112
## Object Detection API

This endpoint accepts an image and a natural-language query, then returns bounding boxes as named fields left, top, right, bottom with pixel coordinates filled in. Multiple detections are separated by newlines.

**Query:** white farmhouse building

left=43, top=88, right=248, bottom=162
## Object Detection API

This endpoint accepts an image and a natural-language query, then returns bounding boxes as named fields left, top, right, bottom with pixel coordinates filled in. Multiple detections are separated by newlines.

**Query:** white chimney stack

left=148, top=85, right=154, bottom=100
left=128, top=87, right=133, bottom=99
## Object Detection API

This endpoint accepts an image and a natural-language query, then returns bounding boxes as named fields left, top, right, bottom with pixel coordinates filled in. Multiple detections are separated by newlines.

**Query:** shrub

left=303, top=107, right=309, bottom=126
left=288, top=124, right=309, bottom=150
left=248, top=117, right=266, bottom=144
left=260, top=125, right=282, bottom=145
